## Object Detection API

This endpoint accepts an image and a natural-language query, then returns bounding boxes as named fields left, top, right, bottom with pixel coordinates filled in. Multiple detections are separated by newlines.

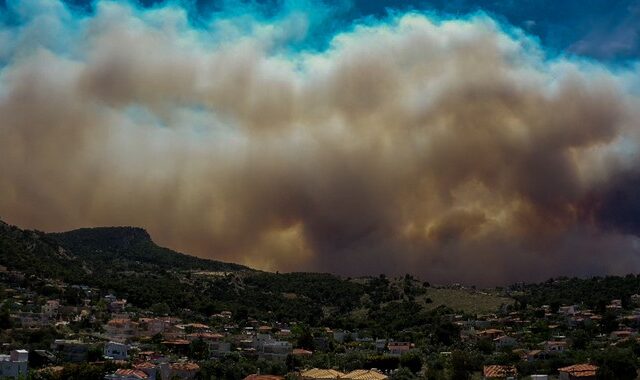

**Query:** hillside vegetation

left=0, top=219, right=513, bottom=334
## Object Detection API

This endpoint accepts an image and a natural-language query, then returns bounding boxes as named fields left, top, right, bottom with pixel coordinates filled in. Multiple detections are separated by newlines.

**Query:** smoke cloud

left=2, top=0, right=640, bottom=285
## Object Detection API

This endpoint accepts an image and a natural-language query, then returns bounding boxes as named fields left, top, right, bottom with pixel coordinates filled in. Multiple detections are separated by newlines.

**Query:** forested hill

left=49, top=226, right=250, bottom=273
left=510, top=275, right=640, bottom=311
left=0, top=220, right=251, bottom=282
left=0, top=219, right=514, bottom=331
left=0, top=219, right=86, bottom=281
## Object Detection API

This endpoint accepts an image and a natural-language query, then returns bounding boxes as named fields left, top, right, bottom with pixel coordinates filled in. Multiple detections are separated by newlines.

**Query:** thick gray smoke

left=2, top=1, right=640, bottom=285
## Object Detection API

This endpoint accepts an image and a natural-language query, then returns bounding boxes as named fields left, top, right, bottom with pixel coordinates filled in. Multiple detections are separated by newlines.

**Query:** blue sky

left=2, top=0, right=638, bottom=62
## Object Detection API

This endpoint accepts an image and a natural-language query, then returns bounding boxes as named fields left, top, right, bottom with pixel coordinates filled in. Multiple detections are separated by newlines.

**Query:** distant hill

left=48, top=226, right=250, bottom=273
left=0, top=220, right=251, bottom=285
left=0, top=220, right=87, bottom=281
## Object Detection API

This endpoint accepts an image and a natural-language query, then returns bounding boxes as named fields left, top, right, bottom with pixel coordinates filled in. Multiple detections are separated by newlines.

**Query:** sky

left=1, top=0, right=640, bottom=285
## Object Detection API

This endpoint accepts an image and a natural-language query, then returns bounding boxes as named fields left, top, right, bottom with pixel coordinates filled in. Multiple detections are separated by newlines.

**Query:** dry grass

left=421, top=288, right=513, bottom=314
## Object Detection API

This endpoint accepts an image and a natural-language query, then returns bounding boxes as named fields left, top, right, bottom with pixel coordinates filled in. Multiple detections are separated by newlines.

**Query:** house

left=609, top=330, right=635, bottom=341
left=105, top=318, right=139, bottom=342
left=301, top=368, right=344, bottom=380
left=558, top=364, right=598, bottom=380
left=477, top=329, right=504, bottom=340
left=133, top=363, right=158, bottom=380
left=108, top=299, right=128, bottom=313
left=342, top=369, right=388, bottom=380
left=542, top=340, right=567, bottom=354
left=133, top=362, right=171, bottom=380
left=170, top=362, right=200, bottom=379
left=104, top=369, right=149, bottom=380
left=104, top=342, right=128, bottom=360
left=388, top=342, right=412, bottom=356
left=177, top=323, right=210, bottom=334
left=139, top=318, right=170, bottom=336
left=523, top=350, right=547, bottom=362
left=253, top=333, right=274, bottom=349
left=0, top=350, right=28, bottom=379
left=559, top=305, right=577, bottom=316
left=483, top=365, right=517, bottom=379
left=259, top=341, right=292, bottom=361
left=187, top=332, right=224, bottom=343
left=493, top=335, right=517, bottom=349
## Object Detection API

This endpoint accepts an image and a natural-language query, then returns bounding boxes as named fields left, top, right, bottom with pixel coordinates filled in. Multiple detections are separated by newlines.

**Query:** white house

left=259, top=341, right=292, bottom=361
left=0, top=350, right=28, bottom=379
left=104, top=342, right=128, bottom=360
left=559, top=305, right=577, bottom=316
left=543, top=340, right=567, bottom=354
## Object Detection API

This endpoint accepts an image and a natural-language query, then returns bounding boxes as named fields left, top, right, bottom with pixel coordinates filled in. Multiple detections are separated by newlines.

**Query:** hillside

left=49, top=226, right=249, bottom=273
left=510, top=275, right=640, bottom=311
left=0, top=220, right=88, bottom=281
left=0, top=219, right=515, bottom=331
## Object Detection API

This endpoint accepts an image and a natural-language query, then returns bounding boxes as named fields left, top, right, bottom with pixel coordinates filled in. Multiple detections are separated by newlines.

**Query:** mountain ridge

left=48, top=225, right=251, bottom=273
left=0, top=220, right=252, bottom=280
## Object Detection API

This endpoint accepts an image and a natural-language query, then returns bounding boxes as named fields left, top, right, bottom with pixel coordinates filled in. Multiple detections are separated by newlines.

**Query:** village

left=3, top=267, right=640, bottom=380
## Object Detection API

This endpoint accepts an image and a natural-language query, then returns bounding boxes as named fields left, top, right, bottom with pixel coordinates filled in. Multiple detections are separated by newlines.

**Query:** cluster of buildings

left=3, top=267, right=640, bottom=380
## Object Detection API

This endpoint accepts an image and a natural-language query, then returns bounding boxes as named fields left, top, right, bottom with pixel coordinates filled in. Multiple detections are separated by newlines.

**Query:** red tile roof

left=170, top=362, right=200, bottom=372
left=114, top=369, right=149, bottom=379
left=558, top=364, right=598, bottom=377
left=483, top=365, right=517, bottom=378
left=134, top=362, right=156, bottom=369
left=161, top=339, right=190, bottom=345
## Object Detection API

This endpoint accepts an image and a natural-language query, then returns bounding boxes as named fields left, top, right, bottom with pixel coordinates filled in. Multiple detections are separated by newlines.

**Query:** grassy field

left=421, top=287, right=513, bottom=315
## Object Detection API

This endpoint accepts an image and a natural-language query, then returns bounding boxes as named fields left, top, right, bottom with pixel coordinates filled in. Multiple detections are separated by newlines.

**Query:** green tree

left=392, top=367, right=416, bottom=380
left=595, top=348, right=637, bottom=380
left=400, top=351, right=423, bottom=374
left=190, top=338, right=210, bottom=360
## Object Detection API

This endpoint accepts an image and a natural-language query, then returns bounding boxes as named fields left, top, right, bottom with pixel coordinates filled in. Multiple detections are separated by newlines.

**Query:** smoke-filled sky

left=2, top=0, right=640, bottom=285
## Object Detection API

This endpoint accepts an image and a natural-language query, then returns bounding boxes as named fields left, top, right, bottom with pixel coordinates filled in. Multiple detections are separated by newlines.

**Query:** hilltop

left=49, top=226, right=249, bottom=273
left=0, top=221, right=250, bottom=282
